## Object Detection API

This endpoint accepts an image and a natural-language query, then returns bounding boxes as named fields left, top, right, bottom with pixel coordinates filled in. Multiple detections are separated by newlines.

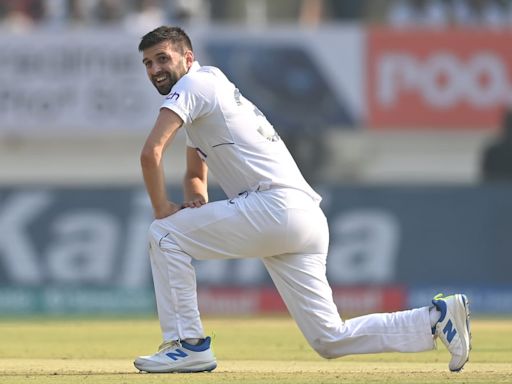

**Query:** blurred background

left=0, top=0, right=511, bottom=318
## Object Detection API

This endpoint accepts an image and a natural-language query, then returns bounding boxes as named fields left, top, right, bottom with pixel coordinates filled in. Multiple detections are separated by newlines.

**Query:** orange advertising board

left=367, top=28, right=512, bottom=129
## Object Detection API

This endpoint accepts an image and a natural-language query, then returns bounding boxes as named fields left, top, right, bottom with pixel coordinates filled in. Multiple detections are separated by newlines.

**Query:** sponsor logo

left=443, top=319, right=457, bottom=343
left=368, top=29, right=512, bottom=128
left=166, top=349, right=188, bottom=361
left=166, top=91, right=180, bottom=101
left=376, top=53, right=510, bottom=109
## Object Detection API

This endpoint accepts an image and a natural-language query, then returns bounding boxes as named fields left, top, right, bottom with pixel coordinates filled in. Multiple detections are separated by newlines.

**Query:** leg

left=148, top=233, right=203, bottom=341
left=136, top=213, right=234, bottom=373
left=263, top=253, right=435, bottom=358
left=146, top=188, right=314, bottom=341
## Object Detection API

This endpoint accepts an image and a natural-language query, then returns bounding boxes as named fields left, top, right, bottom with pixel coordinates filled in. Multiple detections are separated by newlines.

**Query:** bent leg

left=262, top=253, right=435, bottom=358
left=146, top=190, right=303, bottom=341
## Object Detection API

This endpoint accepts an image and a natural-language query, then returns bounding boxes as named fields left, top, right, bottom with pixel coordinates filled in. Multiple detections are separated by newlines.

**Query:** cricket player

left=134, top=26, right=471, bottom=373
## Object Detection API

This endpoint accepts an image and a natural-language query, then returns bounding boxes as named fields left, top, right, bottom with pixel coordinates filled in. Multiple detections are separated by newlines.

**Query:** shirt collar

left=188, top=61, right=201, bottom=73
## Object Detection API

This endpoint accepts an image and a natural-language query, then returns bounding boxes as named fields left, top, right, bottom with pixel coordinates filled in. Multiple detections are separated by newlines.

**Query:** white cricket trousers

left=148, top=187, right=435, bottom=358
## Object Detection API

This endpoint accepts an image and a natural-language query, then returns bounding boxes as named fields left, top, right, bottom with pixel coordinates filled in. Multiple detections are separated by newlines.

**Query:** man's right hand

left=154, top=201, right=182, bottom=219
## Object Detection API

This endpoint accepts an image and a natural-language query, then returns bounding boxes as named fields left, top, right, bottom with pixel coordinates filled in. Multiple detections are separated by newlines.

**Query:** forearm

left=183, top=175, right=208, bottom=202
left=141, top=154, right=179, bottom=219
left=142, top=161, right=166, bottom=211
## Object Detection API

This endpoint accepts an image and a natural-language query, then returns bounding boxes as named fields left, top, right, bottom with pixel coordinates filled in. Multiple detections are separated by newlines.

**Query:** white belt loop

left=256, top=182, right=272, bottom=192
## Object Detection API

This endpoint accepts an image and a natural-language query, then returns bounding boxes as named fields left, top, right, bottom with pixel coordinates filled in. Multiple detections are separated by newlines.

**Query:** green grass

left=1, top=316, right=511, bottom=383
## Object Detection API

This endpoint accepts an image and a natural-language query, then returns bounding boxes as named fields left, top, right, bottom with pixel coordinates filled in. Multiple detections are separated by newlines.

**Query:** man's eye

left=158, top=56, right=168, bottom=63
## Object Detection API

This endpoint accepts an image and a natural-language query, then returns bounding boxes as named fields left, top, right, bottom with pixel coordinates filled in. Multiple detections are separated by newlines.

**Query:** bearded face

left=150, top=64, right=186, bottom=95
left=143, top=41, right=190, bottom=95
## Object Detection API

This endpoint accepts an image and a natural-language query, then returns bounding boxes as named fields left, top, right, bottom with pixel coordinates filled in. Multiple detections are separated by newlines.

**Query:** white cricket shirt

left=160, top=61, right=321, bottom=202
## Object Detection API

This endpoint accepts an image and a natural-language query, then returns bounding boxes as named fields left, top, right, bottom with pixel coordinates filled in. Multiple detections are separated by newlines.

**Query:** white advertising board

left=0, top=26, right=364, bottom=136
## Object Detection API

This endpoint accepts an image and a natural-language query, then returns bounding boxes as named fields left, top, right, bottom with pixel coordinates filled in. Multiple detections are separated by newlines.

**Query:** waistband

left=255, top=181, right=273, bottom=192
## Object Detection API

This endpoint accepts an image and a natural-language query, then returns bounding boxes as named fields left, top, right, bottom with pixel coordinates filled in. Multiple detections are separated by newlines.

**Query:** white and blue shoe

left=432, top=293, right=472, bottom=372
left=134, top=337, right=217, bottom=373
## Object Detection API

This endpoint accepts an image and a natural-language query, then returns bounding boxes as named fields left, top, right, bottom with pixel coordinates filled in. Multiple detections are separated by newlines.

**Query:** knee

left=315, top=348, right=338, bottom=360
left=310, top=340, right=341, bottom=360
left=148, top=220, right=163, bottom=245
left=148, top=220, right=186, bottom=255
left=148, top=220, right=177, bottom=248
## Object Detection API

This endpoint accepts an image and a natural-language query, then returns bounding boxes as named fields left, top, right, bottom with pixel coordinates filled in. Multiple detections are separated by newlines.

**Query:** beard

left=152, top=67, right=186, bottom=95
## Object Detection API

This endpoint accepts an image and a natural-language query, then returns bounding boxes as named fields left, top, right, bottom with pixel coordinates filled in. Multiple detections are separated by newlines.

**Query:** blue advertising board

left=0, top=184, right=510, bottom=314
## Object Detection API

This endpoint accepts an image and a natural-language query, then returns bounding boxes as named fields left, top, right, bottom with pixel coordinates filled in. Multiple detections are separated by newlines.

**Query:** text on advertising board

left=368, top=28, right=512, bottom=129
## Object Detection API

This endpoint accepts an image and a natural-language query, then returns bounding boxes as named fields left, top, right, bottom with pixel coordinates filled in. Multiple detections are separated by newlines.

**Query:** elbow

left=140, top=146, right=162, bottom=168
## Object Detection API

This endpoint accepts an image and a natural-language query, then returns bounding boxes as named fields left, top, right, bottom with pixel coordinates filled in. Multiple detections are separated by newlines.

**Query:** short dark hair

left=138, top=26, right=193, bottom=54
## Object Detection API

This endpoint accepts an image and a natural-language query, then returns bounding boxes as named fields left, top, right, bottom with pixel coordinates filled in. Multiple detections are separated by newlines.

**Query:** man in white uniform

left=134, top=26, right=471, bottom=374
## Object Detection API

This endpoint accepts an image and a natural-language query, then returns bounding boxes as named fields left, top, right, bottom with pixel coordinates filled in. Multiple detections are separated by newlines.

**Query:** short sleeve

left=160, top=74, right=213, bottom=126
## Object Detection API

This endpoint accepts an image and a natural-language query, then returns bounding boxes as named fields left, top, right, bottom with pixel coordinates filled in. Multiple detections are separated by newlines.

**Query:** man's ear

left=185, top=50, right=194, bottom=69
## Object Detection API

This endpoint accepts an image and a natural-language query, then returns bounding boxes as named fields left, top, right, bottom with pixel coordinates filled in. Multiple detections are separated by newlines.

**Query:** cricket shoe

left=432, top=293, right=472, bottom=372
left=134, top=337, right=217, bottom=373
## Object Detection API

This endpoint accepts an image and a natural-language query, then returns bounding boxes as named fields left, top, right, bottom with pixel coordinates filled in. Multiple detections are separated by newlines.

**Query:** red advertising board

left=197, top=286, right=406, bottom=317
left=367, top=28, right=512, bottom=129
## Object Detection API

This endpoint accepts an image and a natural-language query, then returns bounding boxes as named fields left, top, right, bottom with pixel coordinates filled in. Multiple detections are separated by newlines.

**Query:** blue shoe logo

left=166, top=349, right=189, bottom=361
left=443, top=320, right=457, bottom=343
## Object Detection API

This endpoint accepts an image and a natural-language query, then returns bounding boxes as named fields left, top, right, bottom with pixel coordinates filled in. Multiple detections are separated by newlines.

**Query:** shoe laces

left=158, top=340, right=181, bottom=353
left=433, top=293, right=444, bottom=301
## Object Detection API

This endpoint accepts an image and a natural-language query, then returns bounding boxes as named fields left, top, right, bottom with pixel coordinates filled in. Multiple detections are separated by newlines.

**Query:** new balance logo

left=166, top=349, right=188, bottom=361
left=443, top=320, right=457, bottom=343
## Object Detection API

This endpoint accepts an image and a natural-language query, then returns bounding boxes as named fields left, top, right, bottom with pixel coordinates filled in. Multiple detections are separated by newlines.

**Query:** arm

left=140, top=108, right=183, bottom=219
left=182, top=146, right=208, bottom=208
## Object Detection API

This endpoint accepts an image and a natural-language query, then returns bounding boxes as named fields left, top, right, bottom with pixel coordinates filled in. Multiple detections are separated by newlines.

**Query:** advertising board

left=367, top=28, right=512, bottom=129
left=0, top=185, right=510, bottom=314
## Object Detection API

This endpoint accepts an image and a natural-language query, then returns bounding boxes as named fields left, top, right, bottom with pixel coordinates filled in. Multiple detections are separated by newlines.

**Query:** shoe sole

left=450, top=294, right=472, bottom=372
left=134, top=360, right=217, bottom=373
left=175, top=361, right=217, bottom=373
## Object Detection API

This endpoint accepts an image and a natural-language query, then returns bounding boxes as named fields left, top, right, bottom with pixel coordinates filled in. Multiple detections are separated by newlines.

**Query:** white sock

left=429, top=306, right=441, bottom=327
left=182, top=338, right=202, bottom=345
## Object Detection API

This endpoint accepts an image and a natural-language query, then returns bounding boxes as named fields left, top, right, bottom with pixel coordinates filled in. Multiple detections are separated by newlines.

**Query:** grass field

left=1, top=316, right=511, bottom=384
